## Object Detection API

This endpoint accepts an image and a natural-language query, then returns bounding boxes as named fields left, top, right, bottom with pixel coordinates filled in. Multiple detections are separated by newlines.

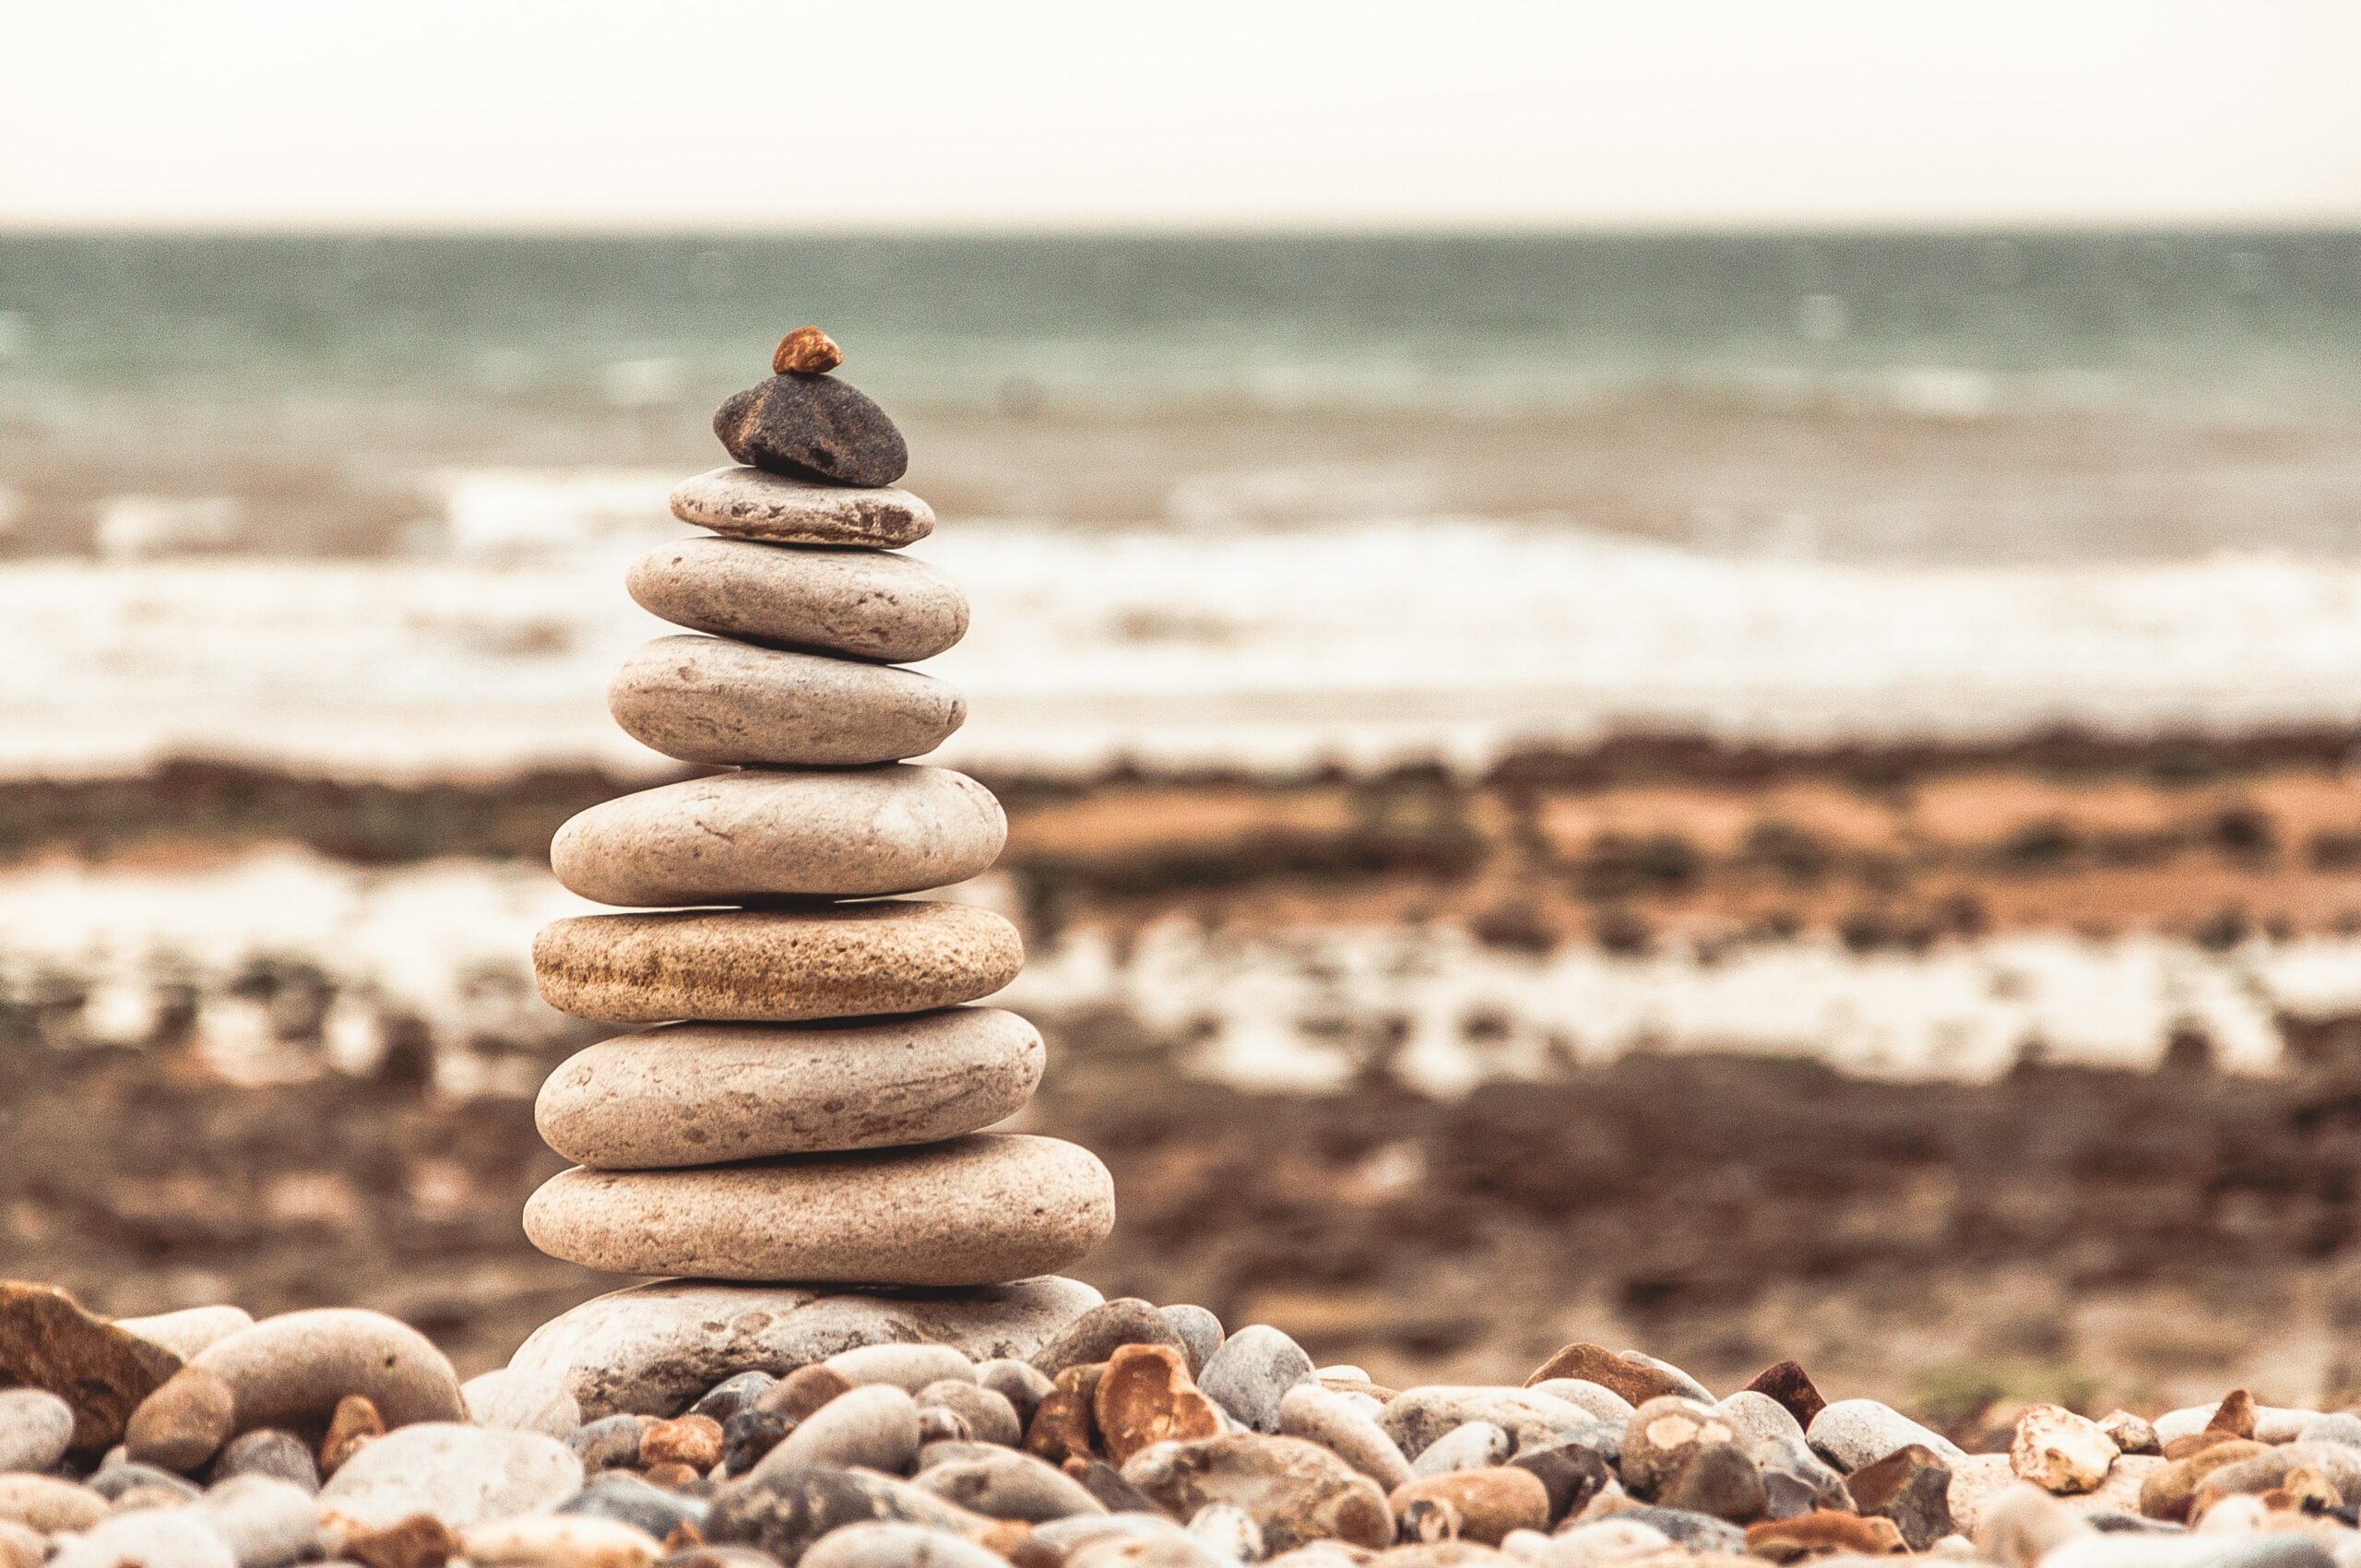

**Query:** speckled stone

left=186, top=1309, right=465, bottom=1433
left=611, top=636, right=965, bottom=767
left=532, top=901, right=1024, bottom=1024
left=551, top=766, right=1005, bottom=907
left=536, top=1008, right=1045, bottom=1168
left=714, top=374, right=909, bottom=488
left=525, top=1134, right=1115, bottom=1286
left=510, top=1277, right=1102, bottom=1420
left=628, top=539, right=968, bottom=662
left=670, top=466, right=933, bottom=548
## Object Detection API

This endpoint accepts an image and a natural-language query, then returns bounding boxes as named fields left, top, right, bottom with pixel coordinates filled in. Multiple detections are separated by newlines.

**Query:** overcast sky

left=6, top=0, right=2358, bottom=231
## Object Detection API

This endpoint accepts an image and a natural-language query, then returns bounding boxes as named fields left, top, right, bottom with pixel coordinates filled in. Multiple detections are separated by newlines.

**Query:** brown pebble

left=643, top=1460, right=700, bottom=1490
left=1026, top=1369, right=1099, bottom=1465
left=2206, top=1389, right=2258, bottom=1439
left=2163, top=1428, right=2249, bottom=1462
left=2140, top=1439, right=2271, bottom=1523
left=342, top=1512, right=460, bottom=1568
left=1520, top=1342, right=1691, bottom=1405
left=125, top=1364, right=236, bottom=1472
left=1093, top=1343, right=1223, bottom=1465
left=1746, top=1510, right=1907, bottom=1560
left=664, top=1520, right=707, bottom=1551
left=760, top=1363, right=853, bottom=1421
left=1390, top=1467, right=1549, bottom=1545
left=774, top=327, right=845, bottom=376
left=1743, top=1360, right=1828, bottom=1428
left=643, top=1413, right=725, bottom=1472
left=321, top=1393, right=385, bottom=1476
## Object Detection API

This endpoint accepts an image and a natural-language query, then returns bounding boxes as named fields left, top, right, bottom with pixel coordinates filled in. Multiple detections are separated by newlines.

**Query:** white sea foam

left=0, top=849, right=2353, bottom=1090
left=6, top=496, right=2361, bottom=778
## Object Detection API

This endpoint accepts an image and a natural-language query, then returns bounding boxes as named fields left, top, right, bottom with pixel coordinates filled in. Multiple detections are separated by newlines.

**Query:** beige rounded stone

left=532, top=901, right=1023, bottom=1023
left=670, top=465, right=934, bottom=548
left=187, top=1309, right=465, bottom=1432
left=628, top=538, right=968, bottom=662
left=536, top=1007, right=1045, bottom=1168
left=523, top=1134, right=1116, bottom=1286
left=550, top=766, right=1005, bottom=907
left=611, top=636, right=965, bottom=766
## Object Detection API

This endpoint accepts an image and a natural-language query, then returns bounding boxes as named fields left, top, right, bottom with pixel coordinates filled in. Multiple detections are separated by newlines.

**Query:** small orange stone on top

left=774, top=326, right=844, bottom=375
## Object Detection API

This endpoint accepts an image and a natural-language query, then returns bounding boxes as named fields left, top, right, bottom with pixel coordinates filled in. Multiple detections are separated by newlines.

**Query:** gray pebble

left=1712, top=1390, right=1806, bottom=1455
left=213, top=1430, right=319, bottom=1495
left=1197, top=1324, right=1315, bottom=1434
left=1409, top=1420, right=1510, bottom=1478
left=0, top=1389, right=74, bottom=1475
left=317, top=1422, right=582, bottom=1530
left=978, top=1360, right=1055, bottom=1430
left=461, top=1366, right=583, bottom=1438
left=691, top=1372, right=779, bottom=1426
left=917, top=1447, right=1108, bottom=1522
left=826, top=1344, right=978, bottom=1393
left=561, top=1470, right=710, bottom=1538
left=756, top=1384, right=920, bottom=1478
left=720, top=1409, right=792, bottom=1478
left=89, top=1461, right=203, bottom=1503
left=2300, top=1413, right=2361, bottom=1448
left=1382, top=1387, right=1599, bottom=1458
left=1276, top=1384, right=1412, bottom=1491
left=196, top=1474, right=319, bottom=1568
left=1034, top=1513, right=1200, bottom=1551
left=48, top=1509, right=234, bottom=1568
left=917, top=1381, right=1023, bottom=1448
left=1525, top=1380, right=1635, bottom=1422
left=800, top=1521, right=1014, bottom=1568
left=1032, top=1299, right=1190, bottom=1378
left=918, top=1440, right=1013, bottom=1472
left=568, top=1412, right=649, bottom=1470
left=1159, top=1306, right=1227, bottom=1375
left=1806, top=1398, right=1965, bottom=1471
left=1614, top=1505, right=1746, bottom=1554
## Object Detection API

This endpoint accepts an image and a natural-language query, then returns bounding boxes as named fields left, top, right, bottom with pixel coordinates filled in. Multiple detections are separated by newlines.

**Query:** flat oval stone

left=670, top=466, right=932, bottom=548
left=629, top=539, right=967, bottom=662
left=524, top=1134, right=1115, bottom=1287
left=532, top=902, right=1023, bottom=1023
left=551, top=766, right=1005, bottom=907
left=611, top=636, right=964, bottom=767
left=714, top=374, right=909, bottom=488
left=535, top=1007, right=1045, bottom=1168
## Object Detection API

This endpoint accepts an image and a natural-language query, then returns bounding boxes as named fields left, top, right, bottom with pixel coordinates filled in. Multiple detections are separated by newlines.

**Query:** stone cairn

left=521, top=327, right=1115, bottom=1300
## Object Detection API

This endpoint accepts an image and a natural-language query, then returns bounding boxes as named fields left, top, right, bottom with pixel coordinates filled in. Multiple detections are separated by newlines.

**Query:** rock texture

left=535, top=1009, right=1045, bottom=1168
left=524, top=1135, right=1116, bottom=1286
left=715, top=374, right=910, bottom=487
left=670, top=466, right=933, bottom=547
left=628, top=538, right=968, bottom=661
left=610, top=635, right=966, bottom=766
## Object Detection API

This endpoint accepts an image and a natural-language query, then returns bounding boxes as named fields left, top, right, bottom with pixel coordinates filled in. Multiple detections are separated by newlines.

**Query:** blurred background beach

left=6, top=0, right=2361, bottom=1426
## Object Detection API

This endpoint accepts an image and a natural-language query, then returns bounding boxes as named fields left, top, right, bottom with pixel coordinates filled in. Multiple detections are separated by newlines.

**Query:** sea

left=7, top=231, right=2361, bottom=1087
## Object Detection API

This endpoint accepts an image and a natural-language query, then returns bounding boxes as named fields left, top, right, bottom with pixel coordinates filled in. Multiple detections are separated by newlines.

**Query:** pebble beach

left=0, top=1278, right=2352, bottom=1568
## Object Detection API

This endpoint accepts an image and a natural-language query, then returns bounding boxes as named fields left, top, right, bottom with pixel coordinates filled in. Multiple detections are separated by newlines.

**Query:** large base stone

left=508, top=1277, right=1103, bottom=1420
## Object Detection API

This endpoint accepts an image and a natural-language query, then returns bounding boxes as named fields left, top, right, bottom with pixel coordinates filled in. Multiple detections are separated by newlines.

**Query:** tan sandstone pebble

left=533, top=902, right=1024, bottom=1025
left=0, top=1472, right=110, bottom=1531
left=526, top=1134, right=1115, bottom=1287
left=774, top=327, right=845, bottom=375
left=0, top=1281, right=183, bottom=1452
left=1389, top=1469, right=1548, bottom=1545
left=918, top=1447, right=1109, bottom=1522
left=1280, top=1384, right=1413, bottom=1491
left=536, top=1009, right=1044, bottom=1170
left=464, top=1513, right=665, bottom=1566
left=1026, top=1373, right=1099, bottom=1465
left=187, top=1308, right=464, bottom=1434
left=1095, top=1344, right=1225, bottom=1465
left=642, top=1415, right=725, bottom=1472
left=125, top=1363, right=237, bottom=1471
left=611, top=635, right=965, bottom=767
left=761, top=1364, right=857, bottom=1421
left=919, top=1383, right=1024, bottom=1449
left=1122, top=1432, right=1395, bottom=1552
left=669, top=466, right=934, bottom=548
left=825, top=1344, right=979, bottom=1393
left=2009, top=1404, right=2118, bottom=1494
left=116, top=1305, right=255, bottom=1361
left=2141, top=1440, right=2272, bottom=1521
left=552, top=766, right=1003, bottom=908
left=323, top=1394, right=386, bottom=1476
left=1619, top=1396, right=1737, bottom=1495
left=340, top=1512, right=463, bottom=1568
left=1521, top=1345, right=1702, bottom=1408
left=0, top=1520, right=41, bottom=1568
left=1745, top=1509, right=1906, bottom=1560
left=629, top=538, right=967, bottom=662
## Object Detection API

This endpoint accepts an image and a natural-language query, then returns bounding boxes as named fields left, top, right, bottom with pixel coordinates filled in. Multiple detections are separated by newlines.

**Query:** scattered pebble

left=463, top=1366, right=585, bottom=1438
left=0, top=1389, right=73, bottom=1474
left=2010, top=1404, right=2119, bottom=1494
left=773, top=326, right=845, bottom=377
left=1198, top=1325, right=1316, bottom=1436
left=316, top=1421, right=581, bottom=1528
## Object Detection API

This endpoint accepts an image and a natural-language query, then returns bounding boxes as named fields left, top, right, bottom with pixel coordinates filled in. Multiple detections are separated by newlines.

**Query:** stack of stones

left=521, top=327, right=1115, bottom=1297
